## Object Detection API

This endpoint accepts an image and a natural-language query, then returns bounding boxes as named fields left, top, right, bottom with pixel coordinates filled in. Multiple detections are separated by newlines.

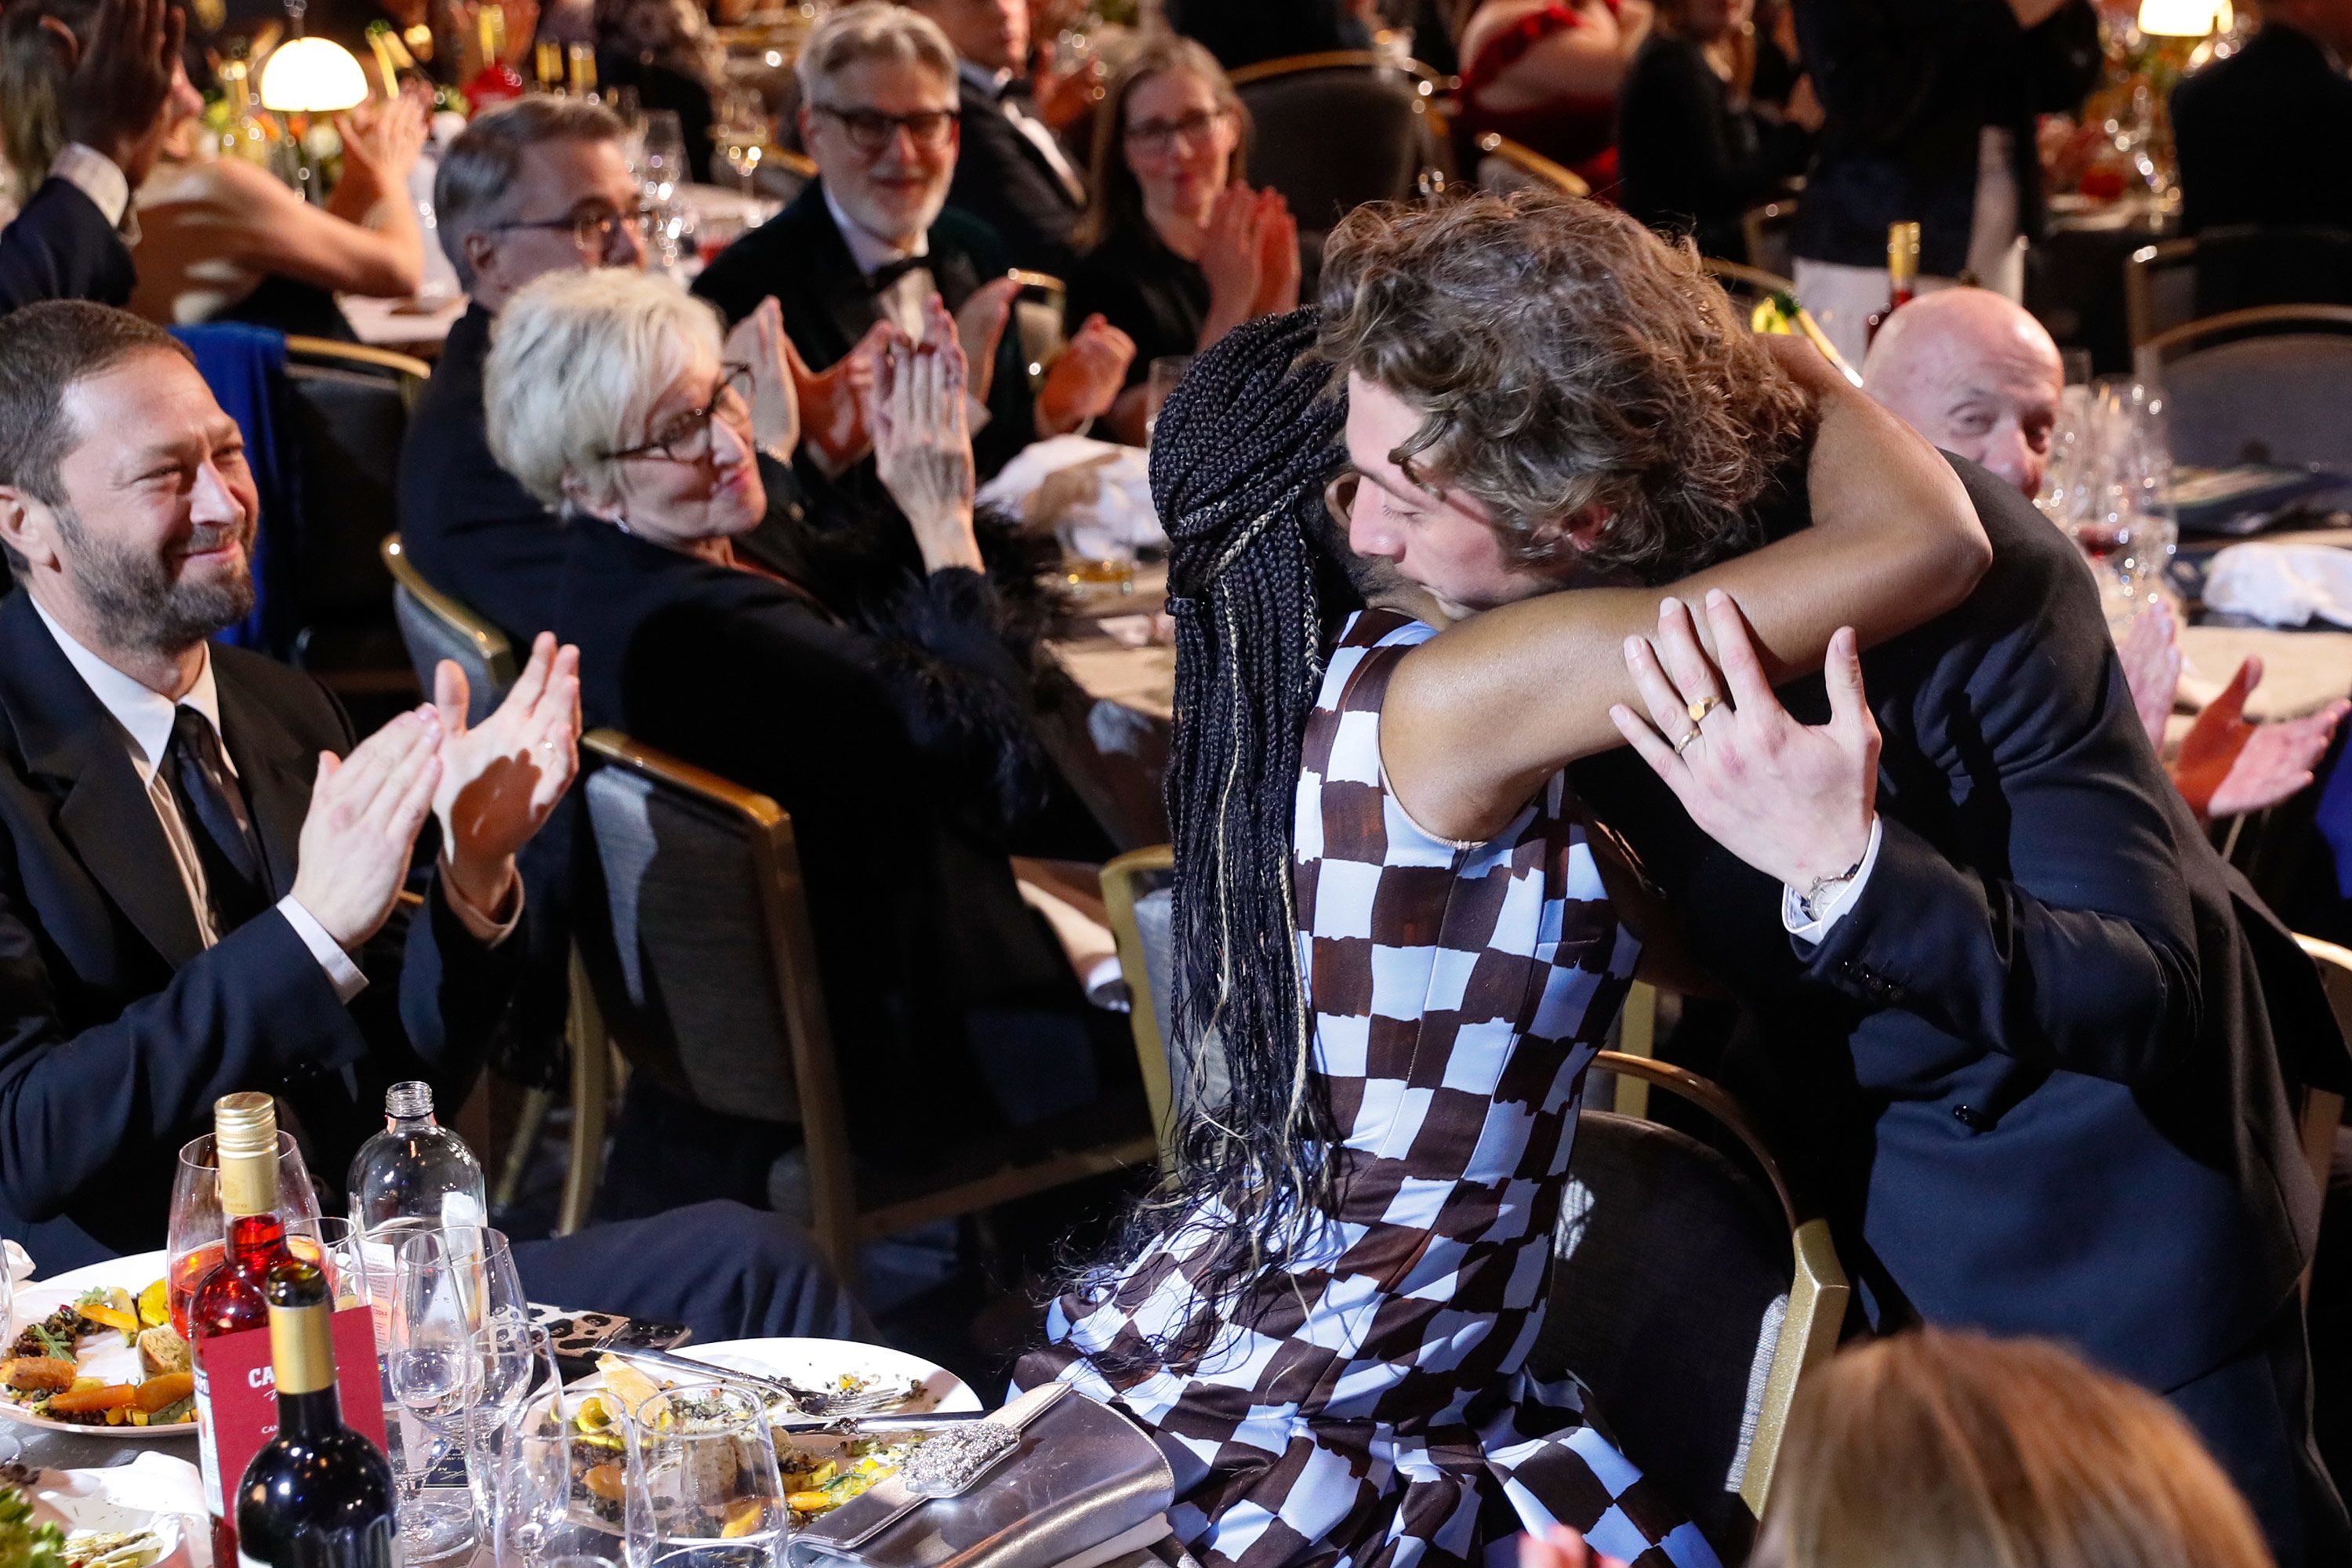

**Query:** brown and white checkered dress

left=1018, top=611, right=1721, bottom=1568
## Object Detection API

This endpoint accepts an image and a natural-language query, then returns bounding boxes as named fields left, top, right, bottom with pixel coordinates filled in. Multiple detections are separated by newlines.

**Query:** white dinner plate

left=3, top=1250, right=195, bottom=1440
left=657, top=1338, right=982, bottom=1414
left=24, top=1469, right=188, bottom=1568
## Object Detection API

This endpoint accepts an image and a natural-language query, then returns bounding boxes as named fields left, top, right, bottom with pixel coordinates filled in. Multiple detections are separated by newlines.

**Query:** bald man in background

left=1861, top=285, right=2346, bottom=822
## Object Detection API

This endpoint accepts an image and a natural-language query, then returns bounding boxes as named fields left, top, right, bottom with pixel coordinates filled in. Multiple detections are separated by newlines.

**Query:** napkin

left=5, top=1241, right=30, bottom=1285
left=2202, top=543, right=2352, bottom=629
left=978, top=437, right=1163, bottom=558
left=41, top=1453, right=207, bottom=1568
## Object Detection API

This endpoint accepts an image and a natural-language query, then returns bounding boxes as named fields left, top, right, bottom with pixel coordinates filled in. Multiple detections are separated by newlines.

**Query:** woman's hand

left=722, top=297, right=801, bottom=461
left=1037, top=312, right=1136, bottom=435
left=871, top=297, right=983, bottom=575
left=335, top=92, right=428, bottom=194
left=1610, top=591, right=1880, bottom=892
left=1250, top=190, right=1301, bottom=318
left=953, top=276, right=1021, bottom=406
left=1198, top=184, right=1265, bottom=325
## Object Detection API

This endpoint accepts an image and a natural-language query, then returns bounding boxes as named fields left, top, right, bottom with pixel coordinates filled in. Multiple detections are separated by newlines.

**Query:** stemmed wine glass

left=166, top=1130, right=322, bottom=1337
left=386, top=1230, right=483, bottom=1563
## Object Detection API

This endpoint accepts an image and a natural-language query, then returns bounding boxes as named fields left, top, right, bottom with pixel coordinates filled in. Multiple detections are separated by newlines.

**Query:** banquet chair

left=281, top=337, right=433, bottom=713
left=2295, top=935, right=2352, bottom=1206
left=379, top=534, right=516, bottom=724
left=1530, top=1054, right=1849, bottom=1560
left=2124, top=224, right=2352, bottom=348
left=1470, top=132, right=1589, bottom=199
left=575, top=730, right=1156, bottom=1280
left=1231, top=51, right=1452, bottom=253
left=2136, top=306, right=2352, bottom=470
left=1702, top=257, right=1796, bottom=310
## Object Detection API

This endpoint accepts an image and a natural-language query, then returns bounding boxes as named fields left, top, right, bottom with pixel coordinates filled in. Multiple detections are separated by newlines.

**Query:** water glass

left=488, top=1385, right=617, bottom=1568
left=474, top=1319, right=563, bottom=1548
left=619, top=1384, right=789, bottom=1568
left=1143, top=354, right=1192, bottom=445
left=640, top=111, right=688, bottom=204
left=386, top=1230, right=482, bottom=1563
left=166, top=1129, right=323, bottom=1336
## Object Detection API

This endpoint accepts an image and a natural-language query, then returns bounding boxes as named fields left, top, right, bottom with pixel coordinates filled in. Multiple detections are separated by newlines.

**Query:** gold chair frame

left=1471, top=131, right=1588, bottom=198
left=2295, top=935, right=2352, bottom=1206
left=2135, top=303, right=2352, bottom=383
left=1227, top=49, right=1450, bottom=96
left=285, top=334, right=434, bottom=390
left=379, top=534, right=517, bottom=690
left=1701, top=256, right=1795, bottom=300
left=583, top=731, right=1156, bottom=1279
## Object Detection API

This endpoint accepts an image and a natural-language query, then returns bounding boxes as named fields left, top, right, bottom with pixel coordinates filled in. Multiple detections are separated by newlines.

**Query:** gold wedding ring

left=1672, top=727, right=1703, bottom=757
left=1686, top=695, right=1723, bottom=728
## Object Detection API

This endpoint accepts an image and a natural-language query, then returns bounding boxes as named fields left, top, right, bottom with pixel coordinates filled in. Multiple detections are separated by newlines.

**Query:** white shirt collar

left=956, top=60, right=1016, bottom=98
left=821, top=183, right=931, bottom=278
left=29, top=595, right=231, bottom=782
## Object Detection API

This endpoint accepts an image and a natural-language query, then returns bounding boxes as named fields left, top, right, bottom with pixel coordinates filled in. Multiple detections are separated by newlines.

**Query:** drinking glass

left=1143, top=354, right=1192, bottom=445
left=640, top=111, right=688, bottom=204
left=619, top=1383, right=789, bottom=1568
left=167, top=1129, right=323, bottom=1337
left=0, top=1249, right=16, bottom=1465
left=488, top=1383, right=615, bottom=1568
left=2083, top=377, right=2179, bottom=615
left=474, top=1319, right=564, bottom=1552
left=386, top=1229, right=482, bottom=1562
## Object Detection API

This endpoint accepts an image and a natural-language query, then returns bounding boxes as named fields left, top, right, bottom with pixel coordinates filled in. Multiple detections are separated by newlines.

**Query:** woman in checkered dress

left=1017, top=292, right=1984, bottom=1568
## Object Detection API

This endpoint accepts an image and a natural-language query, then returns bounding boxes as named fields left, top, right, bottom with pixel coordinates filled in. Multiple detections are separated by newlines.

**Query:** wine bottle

left=191, top=1094, right=301, bottom=1568
left=1864, top=220, right=1921, bottom=348
left=464, top=7, right=527, bottom=111
left=234, top=1259, right=397, bottom=1568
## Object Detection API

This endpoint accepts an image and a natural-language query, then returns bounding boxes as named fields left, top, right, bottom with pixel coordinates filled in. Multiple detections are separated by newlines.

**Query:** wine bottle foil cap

left=266, top=1298, right=337, bottom=1397
left=214, top=1092, right=280, bottom=1216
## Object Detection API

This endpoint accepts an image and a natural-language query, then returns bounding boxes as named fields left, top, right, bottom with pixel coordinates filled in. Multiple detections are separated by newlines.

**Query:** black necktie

left=866, top=255, right=931, bottom=293
left=164, top=705, right=267, bottom=935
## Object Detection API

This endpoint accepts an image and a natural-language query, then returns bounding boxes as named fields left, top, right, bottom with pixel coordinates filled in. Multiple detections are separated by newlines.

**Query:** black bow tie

left=866, top=255, right=932, bottom=292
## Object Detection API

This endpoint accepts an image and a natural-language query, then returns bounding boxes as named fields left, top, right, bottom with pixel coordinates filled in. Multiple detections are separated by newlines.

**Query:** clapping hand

left=1199, top=184, right=1266, bottom=331
left=291, top=707, right=445, bottom=952
left=2174, top=653, right=2349, bottom=819
left=2117, top=599, right=2183, bottom=753
left=869, top=297, right=982, bottom=575
left=796, top=319, right=892, bottom=477
left=1610, top=591, right=1881, bottom=893
left=51, top=0, right=183, bottom=187
left=1520, top=1524, right=1627, bottom=1568
left=1037, top=313, right=1135, bottom=436
left=1249, top=191, right=1301, bottom=318
left=953, top=276, right=1022, bottom=406
left=335, top=92, right=429, bottom=193
left=430, top=633, right=583, bottom=916
left=723, top=297, right=802, bottom=462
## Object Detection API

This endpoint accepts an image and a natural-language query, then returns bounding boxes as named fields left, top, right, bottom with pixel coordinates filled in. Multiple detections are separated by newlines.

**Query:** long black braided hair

left=1081, top=309, right=1367, bottom=1370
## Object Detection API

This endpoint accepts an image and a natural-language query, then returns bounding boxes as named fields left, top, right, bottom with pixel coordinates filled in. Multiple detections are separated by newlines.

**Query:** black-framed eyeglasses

left=1123, top=107, right=1229, bottom=156
left=495, top=204, right=659, bottom=254
left=812, top=103, right=960, bottom=154
left=602, top=364, right=756, bottom=463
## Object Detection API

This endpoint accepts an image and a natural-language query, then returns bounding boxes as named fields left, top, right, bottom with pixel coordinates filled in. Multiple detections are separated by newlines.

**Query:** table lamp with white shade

left=257, top=1, right=368, bottom=113
left=2137, top=0, right=2233, bottom=37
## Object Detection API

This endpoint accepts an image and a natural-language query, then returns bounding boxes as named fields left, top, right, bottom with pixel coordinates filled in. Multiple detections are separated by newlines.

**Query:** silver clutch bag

left=786, top=1384, right=1175, bottom=1568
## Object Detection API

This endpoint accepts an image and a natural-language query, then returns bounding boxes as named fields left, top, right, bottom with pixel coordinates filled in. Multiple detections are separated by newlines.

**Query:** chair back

left=1101, top=846, right=1181, bottom=1152
left=2294, top=935, right=2352, bottom=1201
left=572, top=734, right=847, bottom=1215
left=379, top=535, right=516, bottom=726
left=1703, top=257, right=1795, bottom=309
left=1232, top=52, right=1450, bottom=245
left=281, top=337, right=430, bottom=681
left=2136, top=307, right=2352, bottom=469
left=2125, top=224, right=2352, bottom=347
left=1529, top=1053, right=1847, bottom=1560
left=1471, top=131, right=1588, bottom=198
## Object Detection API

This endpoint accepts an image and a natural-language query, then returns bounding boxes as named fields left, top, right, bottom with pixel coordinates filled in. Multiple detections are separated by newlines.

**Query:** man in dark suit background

left=2172, top=0, right=2352, bottom=236
left=0, top=0, right=179, bottom=316
left=0, top=301, right=864, bottom=1345
left=1316, top=194, right=2351, bottom=1566
left=691, top=2, right=1131, bottom=483
left=903, top=0, right=1090, bottom=275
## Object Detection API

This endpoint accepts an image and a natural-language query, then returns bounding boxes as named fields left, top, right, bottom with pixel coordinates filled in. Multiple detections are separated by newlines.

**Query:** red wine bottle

left=234, top=1259, right=397, bottom=1568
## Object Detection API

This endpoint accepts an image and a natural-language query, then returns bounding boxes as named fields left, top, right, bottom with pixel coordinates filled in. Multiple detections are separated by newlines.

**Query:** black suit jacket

left=0, top=590, right=522, bottom=1269
left=1791, top=0, right=2100, bottom=274
left=0, top=177, right=135, bottom=314
left=947, top=74, right=1085, bottom=276
left=1574, top=463, right=2343, bottom=1395
left=554, top=521, right=1095, bottom=1155
left=2172, top=22, right=2352, bottom=237
left=691, top=183, right=1036, bottom=480
left=397, top=301, right=568, bottom=649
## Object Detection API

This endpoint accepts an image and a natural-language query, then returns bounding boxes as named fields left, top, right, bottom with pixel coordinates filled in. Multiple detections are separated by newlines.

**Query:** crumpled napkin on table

left=2203, top=543, right=2352, bottom=629
left=978, top=434, right=1164, bottom=561
left=5, top=1240, right=30, bottom=1284
left=39, top=1453, right=208, bottom=1568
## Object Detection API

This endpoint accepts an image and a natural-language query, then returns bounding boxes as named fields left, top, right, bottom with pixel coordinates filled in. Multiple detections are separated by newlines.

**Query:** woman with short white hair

left=487, top=265, right=1125, bottom=1200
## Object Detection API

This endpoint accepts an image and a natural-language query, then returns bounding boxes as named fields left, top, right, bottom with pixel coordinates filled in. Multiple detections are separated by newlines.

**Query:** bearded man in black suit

left=1315, top=193, right=2352, bottom=1567
left=0, top=301, right=863, bottom=1346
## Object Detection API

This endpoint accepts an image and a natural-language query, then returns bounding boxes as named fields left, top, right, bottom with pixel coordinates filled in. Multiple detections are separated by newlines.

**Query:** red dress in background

left=1455, top=0, right=1625, bottom=193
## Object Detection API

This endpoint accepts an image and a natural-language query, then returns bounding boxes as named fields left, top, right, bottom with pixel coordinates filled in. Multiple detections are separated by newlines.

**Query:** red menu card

left=195, top=1305, right=390, bottom=1525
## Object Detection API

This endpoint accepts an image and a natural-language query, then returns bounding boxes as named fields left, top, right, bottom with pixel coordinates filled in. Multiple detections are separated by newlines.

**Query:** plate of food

left=561, top=1340, right=980, bottom=1529
left=1, top=1465, right=184, bottom=1568
left=1, top=1254, right=195, bottom=1439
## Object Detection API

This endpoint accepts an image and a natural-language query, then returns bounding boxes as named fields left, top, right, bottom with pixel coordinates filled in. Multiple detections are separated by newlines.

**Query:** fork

left=609, top=1348, right=918, bottom=1418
